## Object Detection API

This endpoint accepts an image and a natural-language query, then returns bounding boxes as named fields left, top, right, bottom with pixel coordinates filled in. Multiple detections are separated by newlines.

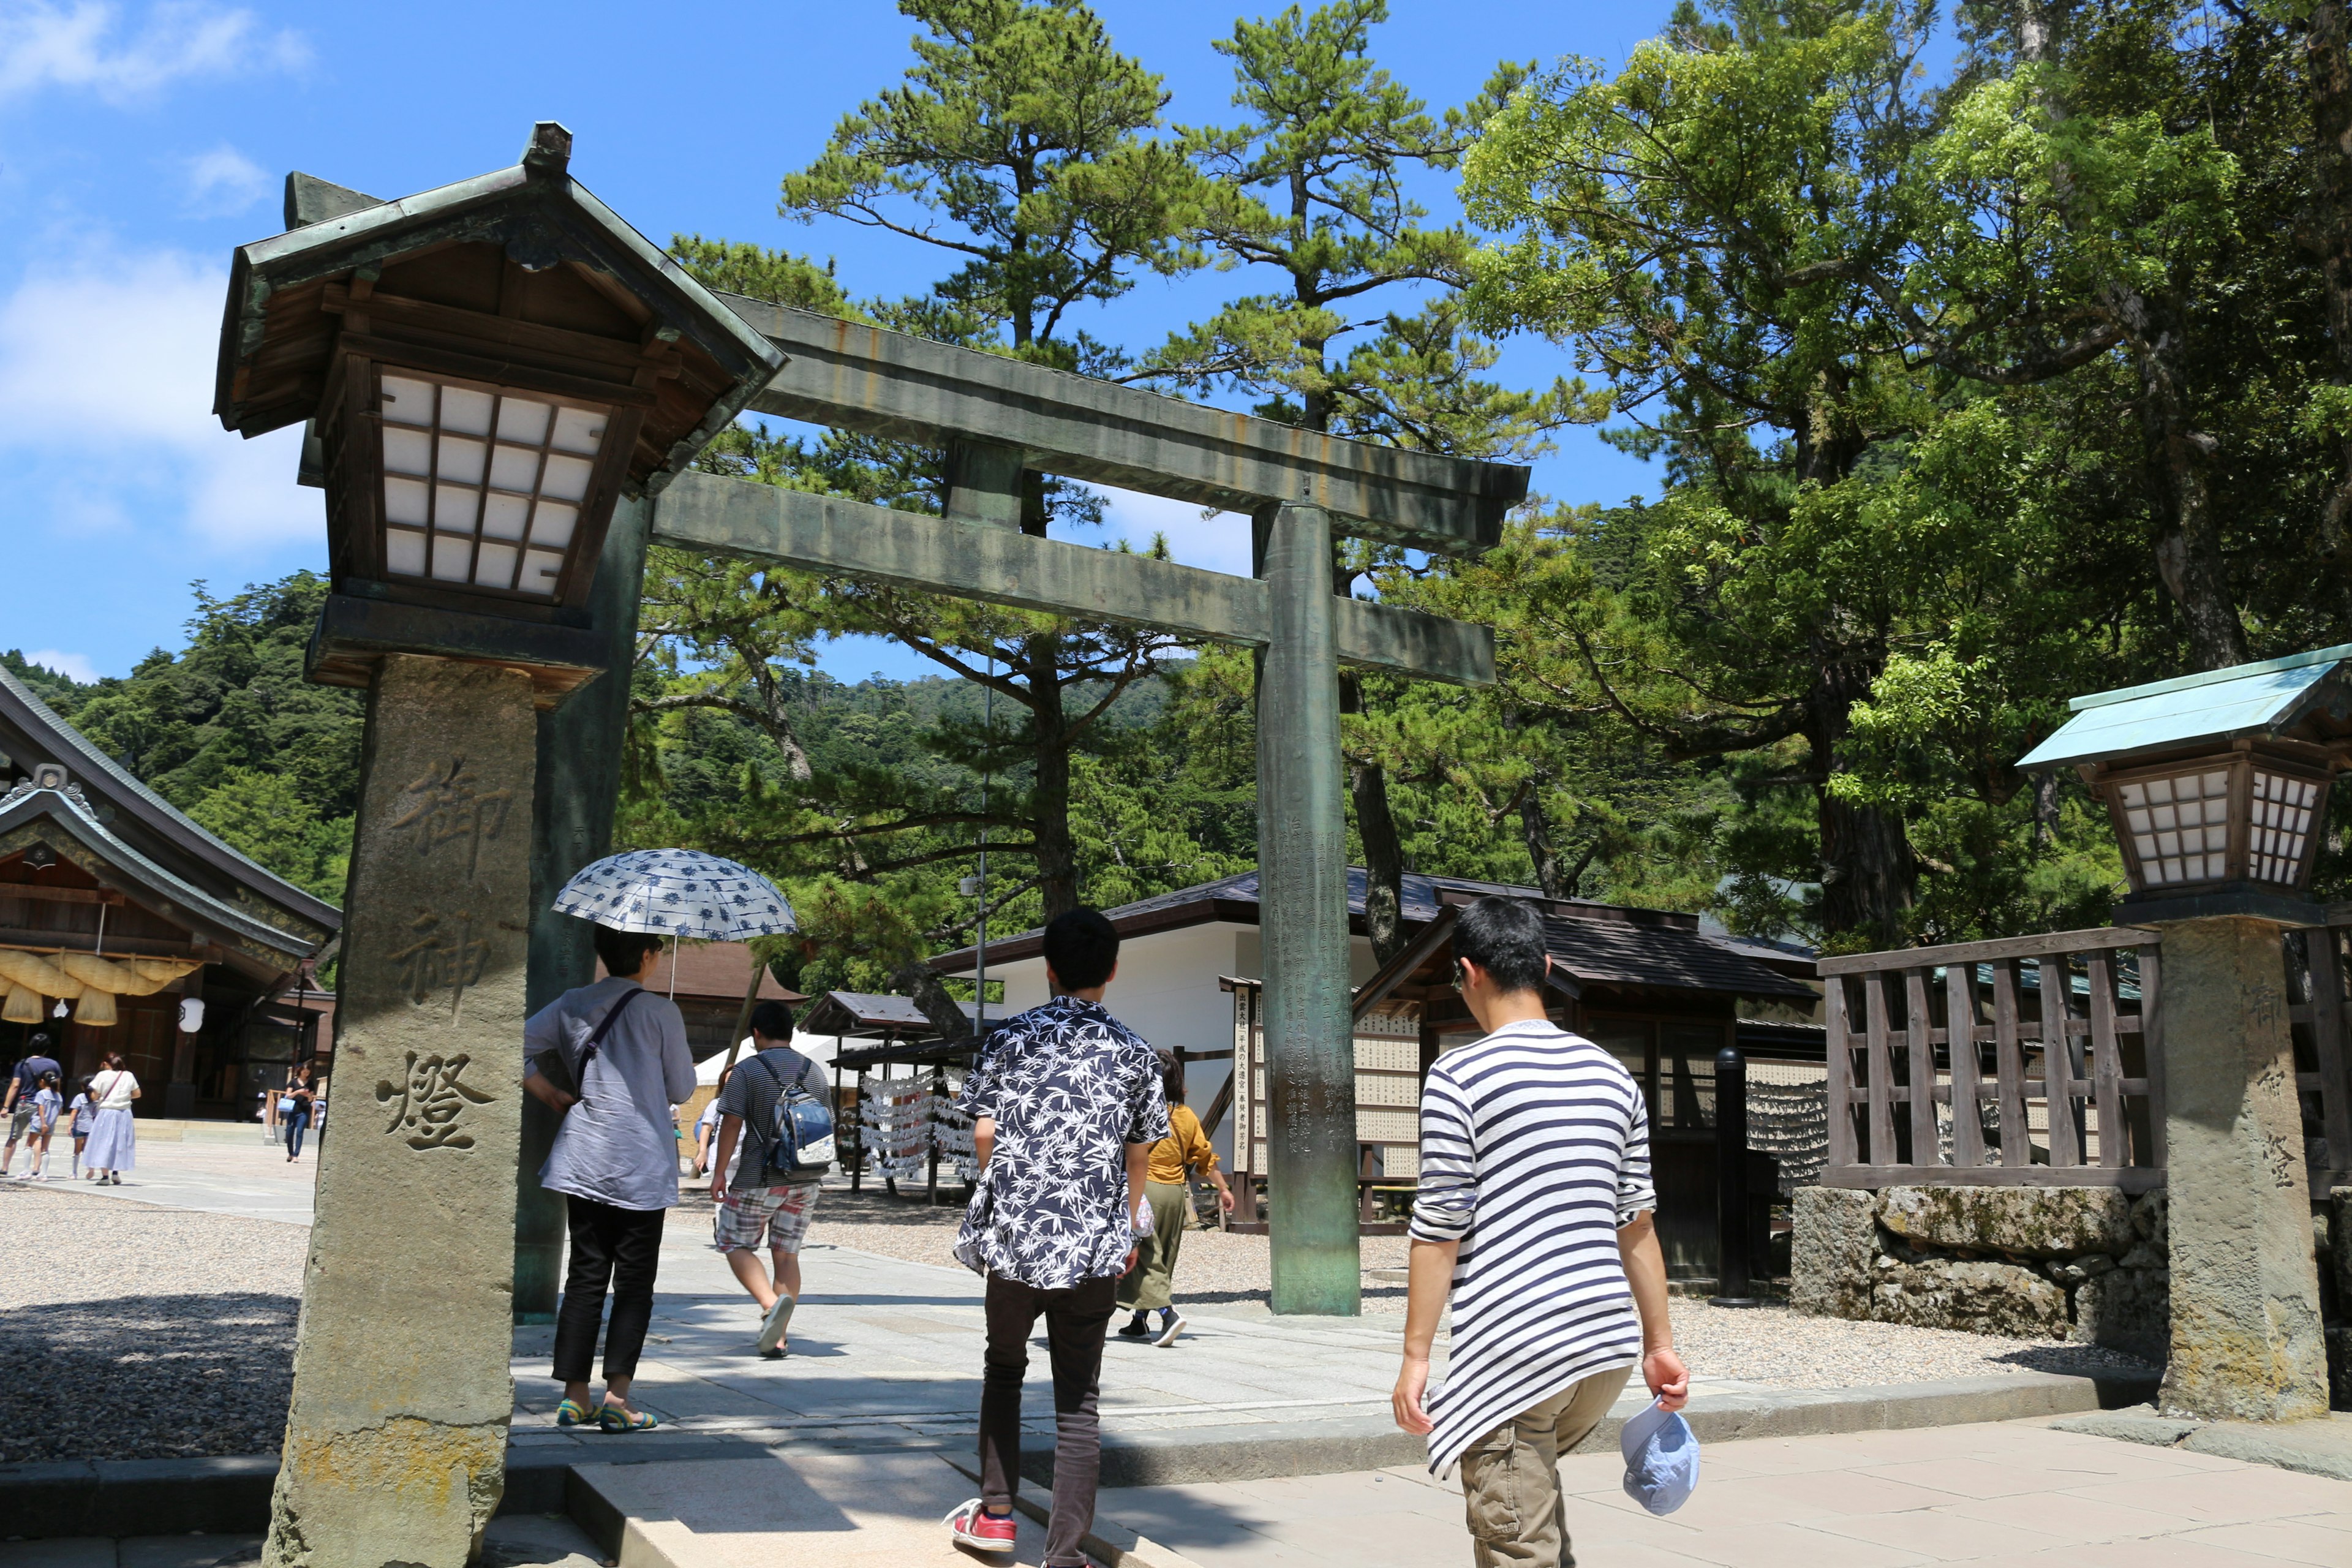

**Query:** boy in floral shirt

left=944, top=907, right=1168, bottom=1566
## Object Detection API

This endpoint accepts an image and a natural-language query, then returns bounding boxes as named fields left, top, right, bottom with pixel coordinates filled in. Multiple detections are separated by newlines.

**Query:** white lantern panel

left=521, top=549, right=566, bottom=595
left=473, top=541, right=519, bottom=590
left=488, top=444, right=541, bottom=492
left=381, top=375, right=434, bottom=427
left=2248, top=770, right=2318, bottom=885
left=434, top=482, right=480, bottom=529
left=383, top=477, right=431, bottom=527
left=382, top=426, right=433, bottom=478
left=540, top=453, right=594, bottom=503
left=530, top=502, right=577, bottom=548
left=374, top=368, right=611, bottom=600
left=550, top=406, right=606, bottom=455
left=2120, top=766, right=2233, bottom=886
left=435, top=435, right=488, bottom=486
left=429, top=533, right=473, bottom=582
left=384, top=528, right=428, bottom=576
left=480, top=492, right=531, bottom=541
left=440, top=386, right=494, bottom=437
left=496, top=397, right=552, bottom=445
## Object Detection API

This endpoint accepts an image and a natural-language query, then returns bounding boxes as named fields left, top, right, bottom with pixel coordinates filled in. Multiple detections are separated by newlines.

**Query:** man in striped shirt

left=1393, top=896, right=1689, bottom=1567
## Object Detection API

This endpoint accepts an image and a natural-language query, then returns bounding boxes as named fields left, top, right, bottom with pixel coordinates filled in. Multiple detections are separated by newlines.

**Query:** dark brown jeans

left=979, top=1270, right=1118, bottom=1567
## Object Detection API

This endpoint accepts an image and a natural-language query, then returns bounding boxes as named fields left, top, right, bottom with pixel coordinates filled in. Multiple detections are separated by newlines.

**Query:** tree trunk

left=2304, top=1, right=2352, bottom=623
left=1518, top=785, right=1572, bottom=900
left=1338, top=670, right=1409, bottom=967
left=1811, top=643, right=1916, bottom=947
left=2116, top=303, right=2247, bottom=669
left=1024, top=632, right=1081, bottom=920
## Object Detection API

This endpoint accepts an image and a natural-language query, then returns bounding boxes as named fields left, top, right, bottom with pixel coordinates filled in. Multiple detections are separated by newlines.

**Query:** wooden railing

left=1819, top=927, right=2166, bottom=1193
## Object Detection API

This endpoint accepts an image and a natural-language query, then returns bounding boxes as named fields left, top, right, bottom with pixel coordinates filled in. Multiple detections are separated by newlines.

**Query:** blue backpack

left=750, top=1052, right=835, bottom=1179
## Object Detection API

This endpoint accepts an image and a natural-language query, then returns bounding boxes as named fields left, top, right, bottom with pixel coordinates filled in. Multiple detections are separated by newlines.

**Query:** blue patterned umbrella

left=552, top=849, right=796, bottom=938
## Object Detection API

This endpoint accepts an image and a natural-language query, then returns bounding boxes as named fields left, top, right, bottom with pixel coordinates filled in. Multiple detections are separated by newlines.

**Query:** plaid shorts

left=714, top=1184, right=819, bottom=1254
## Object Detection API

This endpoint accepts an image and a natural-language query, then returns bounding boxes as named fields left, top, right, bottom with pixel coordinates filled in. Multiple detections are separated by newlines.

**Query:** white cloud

left=181, top=142, right=268, bottom=216
left=0, top=247, right=317, bottom=549
left=1095, top=486, right=1254, bottom=579
left=0, top=1, right=307, bottom=106
left=21, top=649, right=99, bottom=682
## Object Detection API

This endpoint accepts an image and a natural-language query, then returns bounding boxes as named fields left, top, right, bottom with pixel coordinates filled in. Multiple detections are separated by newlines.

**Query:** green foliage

left=780, top=0, right=1205, bottom=366
left=183, top=767, right=351, bottom=900
left=54, top=575, right=362, bottom=900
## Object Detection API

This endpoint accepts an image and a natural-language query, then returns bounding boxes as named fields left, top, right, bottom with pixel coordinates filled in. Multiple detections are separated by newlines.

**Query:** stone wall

left=1791, top=1185, right=2170, bottom=1362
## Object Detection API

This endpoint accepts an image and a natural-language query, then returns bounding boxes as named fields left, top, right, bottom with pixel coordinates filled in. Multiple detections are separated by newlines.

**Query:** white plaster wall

left=967, top=919, right=1382, bottom=1169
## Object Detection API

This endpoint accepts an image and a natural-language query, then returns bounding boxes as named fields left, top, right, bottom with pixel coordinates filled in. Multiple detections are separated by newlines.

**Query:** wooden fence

left=1820, top=918, right=2352, bottom=1194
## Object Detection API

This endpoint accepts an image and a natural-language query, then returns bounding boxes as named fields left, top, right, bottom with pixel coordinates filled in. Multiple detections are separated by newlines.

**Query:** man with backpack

left=707, top=1000, right=831, bottom=1358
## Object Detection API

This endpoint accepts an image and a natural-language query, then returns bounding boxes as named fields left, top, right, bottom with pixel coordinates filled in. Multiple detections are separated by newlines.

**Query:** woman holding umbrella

left=529, top=849, right=796, bottom=1432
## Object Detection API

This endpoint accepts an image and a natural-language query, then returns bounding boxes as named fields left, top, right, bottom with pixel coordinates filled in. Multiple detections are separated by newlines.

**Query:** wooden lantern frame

left=2089, top=741, right=2337, bottom=897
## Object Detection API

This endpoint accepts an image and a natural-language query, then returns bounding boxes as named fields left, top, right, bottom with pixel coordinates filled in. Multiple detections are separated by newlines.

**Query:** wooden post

left=1863, top=972, right=1895, bottom=1166
left=1824, top=976, right=1854, bottom=1169
left=1946, top=960, right=1983, bottom=1168
left=2040, top=957, right=2081, bottom=1169
left=1904, top=967, right=1937, bottom=1167
left=2087, top=950, right=2124, bottom=1167
left=1992, top=959, right=2027, bottom=1167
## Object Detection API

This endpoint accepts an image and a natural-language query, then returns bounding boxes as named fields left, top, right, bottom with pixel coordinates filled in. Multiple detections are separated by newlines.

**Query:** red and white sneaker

left=944, top=1498, right=1018, bottom=1553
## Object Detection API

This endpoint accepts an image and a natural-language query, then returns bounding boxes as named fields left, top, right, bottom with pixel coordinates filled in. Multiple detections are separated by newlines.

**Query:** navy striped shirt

left=1411, top=1019, right=1654, bottom=1476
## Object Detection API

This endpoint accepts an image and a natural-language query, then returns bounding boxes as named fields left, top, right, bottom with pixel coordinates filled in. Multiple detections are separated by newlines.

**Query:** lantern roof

left=2019, top=642, right=2352, bottom=772
left=213, top=122, right=783, bottom=498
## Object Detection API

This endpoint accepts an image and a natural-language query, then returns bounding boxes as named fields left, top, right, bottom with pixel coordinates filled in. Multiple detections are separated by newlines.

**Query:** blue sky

left=0, top=0, right=1673, bottom=686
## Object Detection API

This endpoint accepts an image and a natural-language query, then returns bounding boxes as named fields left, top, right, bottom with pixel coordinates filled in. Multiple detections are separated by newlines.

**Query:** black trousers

left=979, top=1270, right=1117, bottom=1568
left=552, top=1196, right=666, bottom=1385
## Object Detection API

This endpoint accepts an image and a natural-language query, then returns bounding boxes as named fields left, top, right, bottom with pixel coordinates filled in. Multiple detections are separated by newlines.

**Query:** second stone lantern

left=213, top=123, right=780, bottom=1568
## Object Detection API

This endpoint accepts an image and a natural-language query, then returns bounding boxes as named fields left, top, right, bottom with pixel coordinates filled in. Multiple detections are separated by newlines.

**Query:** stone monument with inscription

left=268, top=656, right=534, bottom=1563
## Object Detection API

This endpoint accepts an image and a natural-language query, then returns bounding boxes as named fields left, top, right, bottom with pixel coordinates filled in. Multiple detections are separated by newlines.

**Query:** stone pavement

left=1090, top=1417, right=2352, bottom=1567
left=28, top=1126, right=317, bottom=1224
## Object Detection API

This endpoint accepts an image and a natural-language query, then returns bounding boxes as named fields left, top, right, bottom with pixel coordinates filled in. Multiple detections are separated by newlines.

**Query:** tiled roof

left=1542, top=916, right=1815, bottom=1000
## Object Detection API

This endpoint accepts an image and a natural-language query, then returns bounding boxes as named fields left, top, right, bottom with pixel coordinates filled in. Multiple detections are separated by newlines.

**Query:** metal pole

left=1256, top=500, right=1360, bottom=1316
left=1709, top=1044, right=1757, bottom=1307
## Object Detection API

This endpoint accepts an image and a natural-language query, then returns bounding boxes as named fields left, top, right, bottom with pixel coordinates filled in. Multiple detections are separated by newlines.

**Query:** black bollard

left=1708, top=1044, right=1759, bottom=1307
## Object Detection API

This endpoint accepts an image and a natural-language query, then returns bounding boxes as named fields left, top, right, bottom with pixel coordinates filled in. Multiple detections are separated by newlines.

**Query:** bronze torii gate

left=641, top=298, right=1525, bottom=1316
left=259, top=164, right=1526, bottom=1320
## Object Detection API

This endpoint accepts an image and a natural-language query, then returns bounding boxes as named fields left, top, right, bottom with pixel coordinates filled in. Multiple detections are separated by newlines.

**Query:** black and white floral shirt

left=952, top=995, right=1170, bottom=1289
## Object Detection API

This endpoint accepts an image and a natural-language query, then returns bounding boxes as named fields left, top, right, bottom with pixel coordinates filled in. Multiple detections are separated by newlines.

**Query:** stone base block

left=2076, top=1267, right=2171, bottom=1363
left=1880, top=1185, right=2135, bottom=1258
left=1790, top=1187, right=1874, bottom=1319
left=1869, top=1257, right=2069, bottom=1338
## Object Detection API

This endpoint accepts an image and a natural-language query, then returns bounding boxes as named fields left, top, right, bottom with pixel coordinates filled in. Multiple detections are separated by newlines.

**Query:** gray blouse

left=525, top=976, right=696, bottom=1212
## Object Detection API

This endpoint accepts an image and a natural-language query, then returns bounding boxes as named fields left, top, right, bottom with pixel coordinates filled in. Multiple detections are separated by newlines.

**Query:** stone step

left=566, top=1449, right=1072, bottom=1568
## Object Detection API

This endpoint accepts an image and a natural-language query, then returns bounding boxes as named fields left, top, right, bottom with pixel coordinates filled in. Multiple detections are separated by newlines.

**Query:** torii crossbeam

left=653, top=297, right=1524, bottom=1315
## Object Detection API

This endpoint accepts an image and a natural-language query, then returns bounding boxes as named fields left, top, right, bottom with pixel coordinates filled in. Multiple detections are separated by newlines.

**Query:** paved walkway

left=1091, top=1418, right=2352, bottom=1567
left=26, top=1127, right=318, bottom=1224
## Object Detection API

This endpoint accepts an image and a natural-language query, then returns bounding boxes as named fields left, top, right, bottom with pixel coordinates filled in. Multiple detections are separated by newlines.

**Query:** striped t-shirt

left=1411, top=1019, right=1656, bottom=1476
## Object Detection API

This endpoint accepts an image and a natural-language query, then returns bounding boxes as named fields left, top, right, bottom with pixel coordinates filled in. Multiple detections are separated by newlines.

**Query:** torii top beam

left=715, top=294, right=1529, bottom=557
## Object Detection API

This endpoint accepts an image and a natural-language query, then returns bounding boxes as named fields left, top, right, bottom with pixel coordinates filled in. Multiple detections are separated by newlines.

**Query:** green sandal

left=554, top=1398, right=603, bottom=1428
left=598, top=1405, right=659, bottom=1433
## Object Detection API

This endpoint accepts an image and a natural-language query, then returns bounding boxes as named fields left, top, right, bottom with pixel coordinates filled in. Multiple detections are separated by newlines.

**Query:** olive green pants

left=1115, top=1180, right=1189, bottom=1311
left=1457, top=1364, right=1633, bottom=1568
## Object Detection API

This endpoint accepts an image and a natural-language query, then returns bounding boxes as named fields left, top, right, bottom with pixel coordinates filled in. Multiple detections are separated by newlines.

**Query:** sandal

left=597, top=1405, right=659, bottom=1433
left=554, top=1397, right=603, bottom=1428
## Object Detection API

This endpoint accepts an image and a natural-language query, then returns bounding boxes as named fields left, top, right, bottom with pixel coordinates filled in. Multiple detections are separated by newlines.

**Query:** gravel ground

left=0, top=1182, right=306, bottom=1464
left=804, top=1185, right=2161, bottom=1390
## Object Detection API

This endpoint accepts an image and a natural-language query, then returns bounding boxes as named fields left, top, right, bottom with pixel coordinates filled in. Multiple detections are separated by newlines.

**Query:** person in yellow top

left=1117, top=1050, right=1235, bottom=1346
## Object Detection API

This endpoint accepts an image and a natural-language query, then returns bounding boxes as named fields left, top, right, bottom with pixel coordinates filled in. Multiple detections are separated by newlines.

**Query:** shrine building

left=0, top=665, right=339, bottom=1117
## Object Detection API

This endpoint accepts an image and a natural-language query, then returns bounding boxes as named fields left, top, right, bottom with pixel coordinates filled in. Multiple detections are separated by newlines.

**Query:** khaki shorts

left=714, top=1184, right=818, bottom=1254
